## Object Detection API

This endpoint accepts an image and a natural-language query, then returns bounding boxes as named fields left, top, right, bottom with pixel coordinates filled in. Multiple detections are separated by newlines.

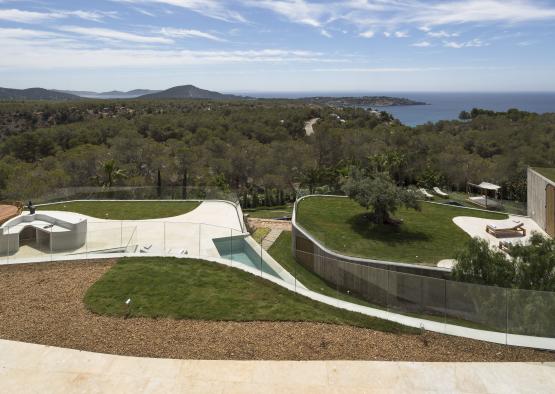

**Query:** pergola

left=467, top=182, right=502, bottom=209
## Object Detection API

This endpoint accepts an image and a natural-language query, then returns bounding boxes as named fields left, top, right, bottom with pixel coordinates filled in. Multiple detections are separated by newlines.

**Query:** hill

left=137, top=85, right=249, bottom=100
left=58, top=89, right=161, bottom=99
left=0, top=87, right=81, bottom=101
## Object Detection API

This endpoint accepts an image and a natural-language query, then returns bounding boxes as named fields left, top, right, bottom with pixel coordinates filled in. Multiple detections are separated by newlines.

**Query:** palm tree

left=101, top=159, right=126, bottom=187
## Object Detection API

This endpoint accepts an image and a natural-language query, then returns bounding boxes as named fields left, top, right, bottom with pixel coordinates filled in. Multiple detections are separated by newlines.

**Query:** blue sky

left=1, top=0, right=555, bottom=92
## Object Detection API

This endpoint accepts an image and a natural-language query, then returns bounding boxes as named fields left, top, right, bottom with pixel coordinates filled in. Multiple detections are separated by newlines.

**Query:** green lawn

left=244, top=205, right=293, bottom=219
left=532, top=167, right=555, bottom=183
left=446, top=192, right=527, bottom=216
left=268, top=231, right=498, bottom=331
left=84, top=257, right=415, bottom=334
left=296, top=196, right=507, bottom=265
left=38, top=201, right=201, bottom=220
left=268, top=231, right=375, bottom=307
left=252, top=227, right=271, bottom=243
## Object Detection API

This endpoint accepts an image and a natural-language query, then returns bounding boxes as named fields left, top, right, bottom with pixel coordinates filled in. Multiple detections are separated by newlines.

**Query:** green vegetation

left=244, top=204, right=293, bottom=219
left=454, top=234, right=555, bottom=291
left=296, top=196, right=506, bottom=265
left=445, top=192, right=527, bottom=216
left=252, top=227, right=271, bottom=243
left=40, top=200, right=200, bottom=220
left=268, top=231, right=374, bottom=306
left=84, top=257, right=415, bottom=333
left=533, top=167, right=555, bottom=183
left=268, top=231, right=501, bottom=331
left=2, top=100, right=552, bottom=208
left=341, top=168, right=420, bottom=225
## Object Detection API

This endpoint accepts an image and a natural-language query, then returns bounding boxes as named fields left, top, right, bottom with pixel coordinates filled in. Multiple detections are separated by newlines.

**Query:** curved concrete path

left=1, top=339, right=554, bottom=393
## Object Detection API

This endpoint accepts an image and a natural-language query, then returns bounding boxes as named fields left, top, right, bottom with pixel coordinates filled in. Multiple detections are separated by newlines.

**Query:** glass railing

left=4, top=186, right=239, bottom=205
left=1, top=214, right=553, bottom=340
left=291, top=249, right=554, bottom=338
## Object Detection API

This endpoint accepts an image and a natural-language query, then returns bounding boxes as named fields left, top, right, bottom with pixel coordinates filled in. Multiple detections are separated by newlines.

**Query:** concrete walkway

left=261, top=228, right=282, bottom=250
left=1, top=339, right=554, bottom=393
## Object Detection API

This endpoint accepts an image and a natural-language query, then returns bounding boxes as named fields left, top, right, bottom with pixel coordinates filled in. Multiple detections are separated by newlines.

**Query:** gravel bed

left=0, top=260, right=554, bottom=361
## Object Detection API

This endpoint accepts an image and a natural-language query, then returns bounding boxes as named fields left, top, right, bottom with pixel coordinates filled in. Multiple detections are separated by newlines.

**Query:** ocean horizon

left=237, top=91, right=555, bottom=126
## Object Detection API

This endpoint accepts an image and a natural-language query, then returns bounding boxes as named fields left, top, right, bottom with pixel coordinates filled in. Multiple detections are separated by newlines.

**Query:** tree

left=300, top=167, right=321, bottom=194
left=341, top=168, right=420, bottom=225
left=453, top=234, right=555, bottom=291
left=452, top=237, right=515, bottom=288
left=459, top=110, right=471, bottom=120
left=99, top=159, right=126, bottom=188
left=511, top=234, right=555, bottom=291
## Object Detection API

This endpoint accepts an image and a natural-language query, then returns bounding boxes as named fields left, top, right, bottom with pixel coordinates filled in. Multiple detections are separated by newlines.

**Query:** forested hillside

left=0, top=99, right=553, bottom=203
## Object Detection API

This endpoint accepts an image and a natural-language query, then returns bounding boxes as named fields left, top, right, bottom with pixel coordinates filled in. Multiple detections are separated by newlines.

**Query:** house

left=527, top=167, right=555, bottom=238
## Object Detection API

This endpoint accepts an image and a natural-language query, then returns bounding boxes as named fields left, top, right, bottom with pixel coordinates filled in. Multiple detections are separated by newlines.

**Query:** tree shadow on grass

left=347, top=213, right=431, bottom=246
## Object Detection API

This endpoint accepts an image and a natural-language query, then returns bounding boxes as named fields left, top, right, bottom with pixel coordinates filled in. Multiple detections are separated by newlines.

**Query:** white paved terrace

left=1, top=339, right=554, bottom=393
left=1, top=201, right=245, bottom=261
left=453, top=215, right=548, bottom=249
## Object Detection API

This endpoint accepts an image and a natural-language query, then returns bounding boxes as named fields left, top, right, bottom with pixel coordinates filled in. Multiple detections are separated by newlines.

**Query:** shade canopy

left=468, top=182, right=501, bottom=191
left=477, top=182, right=501, bottom=191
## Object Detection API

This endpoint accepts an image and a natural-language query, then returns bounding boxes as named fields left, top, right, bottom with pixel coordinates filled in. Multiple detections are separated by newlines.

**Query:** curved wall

left=291, top=195, right=555, bottom=338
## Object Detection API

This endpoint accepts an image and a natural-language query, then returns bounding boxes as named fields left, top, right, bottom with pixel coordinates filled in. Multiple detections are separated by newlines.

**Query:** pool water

left=213, top=236, right=280, bottom=278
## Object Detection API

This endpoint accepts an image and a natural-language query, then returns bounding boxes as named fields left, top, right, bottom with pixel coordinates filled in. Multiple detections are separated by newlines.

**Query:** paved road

left=304, top=117, right=319, bottom=136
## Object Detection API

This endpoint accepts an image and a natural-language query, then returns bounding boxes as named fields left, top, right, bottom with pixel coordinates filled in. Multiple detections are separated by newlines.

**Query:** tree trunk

left=182, top=168, right=188, bottom=199
left=157, top=168, right=162, bottom=197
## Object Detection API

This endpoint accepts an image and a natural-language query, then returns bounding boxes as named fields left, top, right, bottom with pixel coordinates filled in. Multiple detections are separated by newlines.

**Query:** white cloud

left=158, top=27, right=224, bottom=41
left=247, top=0, right=326, bottom=27
left=412, top=41, right=431, bottom=47
left=59, top=26, right=173, bottom=44
left=0, top=30, right=329, bottom=69
left=0, top=8, right=64, bottom=23
left=243, top=0, right=555, bottom=38
left=383, top=32, right=391, bottom=37
left=443, top=38, right=487, bottom=48
left=359, top=30, right=374, bottom=38
left=0, top=8, right=115, bottom=23
left=427, top=30, right=458, bottom=38
left=394, top=31, right=409, bottom=38
left=64, top=10, right=118, bottom=22
left=320, top=29, right=332, bottom=38
left=411, top=0, right=555, bottom=26
left=133, top=7, right=156, bottom=17
left=313, top=65, right=505, bottom=72
left=117, top=0, right=246, bottom=22
left=0, top=27, right=63, bottom=39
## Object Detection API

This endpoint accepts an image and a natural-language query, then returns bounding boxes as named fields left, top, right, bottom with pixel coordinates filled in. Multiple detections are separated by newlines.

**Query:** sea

left=240, top=92, right=555, bottom=127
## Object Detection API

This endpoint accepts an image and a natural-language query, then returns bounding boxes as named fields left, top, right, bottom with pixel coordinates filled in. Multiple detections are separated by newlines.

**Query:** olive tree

left=341, top=168, right=420, bottom=225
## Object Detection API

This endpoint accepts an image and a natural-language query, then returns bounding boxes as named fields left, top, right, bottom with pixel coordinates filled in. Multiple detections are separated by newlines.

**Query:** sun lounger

left=433, top=187, right=449, bottom=197
left=419, top=188, right=434, bottom=199
left=486, top=220, right=526, bottom=237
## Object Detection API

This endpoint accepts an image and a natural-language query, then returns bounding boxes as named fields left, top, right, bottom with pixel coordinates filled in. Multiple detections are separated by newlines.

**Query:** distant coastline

left=242, top=91, right=555, bottom=126
left=298, top=96, right=427, bottom=107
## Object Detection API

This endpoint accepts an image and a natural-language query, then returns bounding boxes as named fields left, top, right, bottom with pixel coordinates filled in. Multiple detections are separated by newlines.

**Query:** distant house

left=527, top=167, right=555, bottom=238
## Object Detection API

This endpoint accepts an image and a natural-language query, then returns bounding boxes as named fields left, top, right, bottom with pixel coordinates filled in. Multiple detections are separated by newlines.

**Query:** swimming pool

left=213, top=235, right=280, bottom=278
